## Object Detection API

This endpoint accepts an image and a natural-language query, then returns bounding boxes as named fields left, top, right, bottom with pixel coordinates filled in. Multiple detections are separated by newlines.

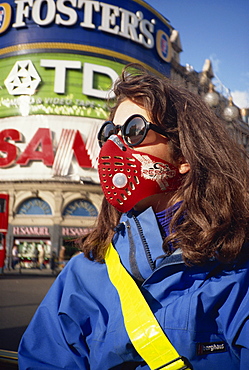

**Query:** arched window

left=63, top=199, right=98, bottom=217
left=17, top=197, right=52, bottom=215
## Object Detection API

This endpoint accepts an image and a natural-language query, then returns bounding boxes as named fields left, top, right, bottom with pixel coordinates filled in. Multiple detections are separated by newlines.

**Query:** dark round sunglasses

left=98, top=114, right=168, bottom=148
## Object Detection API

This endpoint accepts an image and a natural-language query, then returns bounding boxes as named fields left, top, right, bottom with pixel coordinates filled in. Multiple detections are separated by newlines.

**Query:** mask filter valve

left=112, top=173, right=128, bottom=188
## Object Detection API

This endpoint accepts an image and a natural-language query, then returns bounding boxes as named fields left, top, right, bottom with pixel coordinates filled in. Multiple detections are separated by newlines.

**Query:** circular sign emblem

left=156, top=30, right=172, bottom=62
left=0, top=2, right=11, bottom=34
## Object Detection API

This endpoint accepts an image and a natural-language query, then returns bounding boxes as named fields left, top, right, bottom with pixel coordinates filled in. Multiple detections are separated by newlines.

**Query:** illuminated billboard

left=0, top=0, right=173, bottom=181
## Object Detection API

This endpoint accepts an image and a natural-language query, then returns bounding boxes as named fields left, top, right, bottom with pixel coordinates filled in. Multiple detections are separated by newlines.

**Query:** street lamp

left=204, top=83, right=220, bottom=107
left=223, top=96, right=240, bottom=122
left=204, top=84, right=239, bottom=121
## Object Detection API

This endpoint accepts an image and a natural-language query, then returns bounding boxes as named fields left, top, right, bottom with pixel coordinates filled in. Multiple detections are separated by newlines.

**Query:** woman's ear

left=178, top=158, right=190, bottom=174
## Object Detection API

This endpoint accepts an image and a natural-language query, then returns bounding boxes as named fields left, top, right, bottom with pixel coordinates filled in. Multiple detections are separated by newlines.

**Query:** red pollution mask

left=98, top=135, right=181, bottom=212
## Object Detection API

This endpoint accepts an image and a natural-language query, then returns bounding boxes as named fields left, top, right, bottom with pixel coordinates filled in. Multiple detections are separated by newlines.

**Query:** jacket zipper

left=132, top=214, right=155, bottom=271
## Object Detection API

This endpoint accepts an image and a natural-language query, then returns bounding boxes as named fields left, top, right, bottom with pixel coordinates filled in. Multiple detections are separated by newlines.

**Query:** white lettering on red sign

left=13, top=226, right=50, bottom=235
left=62, top=227, right=90, bottom=236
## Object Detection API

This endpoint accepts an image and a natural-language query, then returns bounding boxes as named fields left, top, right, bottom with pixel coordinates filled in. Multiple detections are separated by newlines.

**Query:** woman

left=18, top=64, right=249, bottom=369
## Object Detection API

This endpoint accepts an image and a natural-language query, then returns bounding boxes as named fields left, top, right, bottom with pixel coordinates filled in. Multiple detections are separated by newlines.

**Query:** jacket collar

left=113, top=207, right=184, bottom=282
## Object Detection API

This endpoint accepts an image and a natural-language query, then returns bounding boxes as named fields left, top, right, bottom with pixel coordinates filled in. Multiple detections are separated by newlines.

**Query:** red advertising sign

left=0, top=193, right=9, bottom=270
left=0, top=193, right=9, bottom=232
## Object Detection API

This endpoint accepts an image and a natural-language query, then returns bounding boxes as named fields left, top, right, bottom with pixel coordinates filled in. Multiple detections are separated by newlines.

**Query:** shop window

left=60, top=239, right=81, bottom=262
left=17, top=197, right=52, bottom=215
left=16, top=240, right=51, bottom=269
left=63, top=199, right=98, bottom=217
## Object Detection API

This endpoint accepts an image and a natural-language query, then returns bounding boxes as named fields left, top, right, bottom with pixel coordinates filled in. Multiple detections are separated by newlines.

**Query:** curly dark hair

left=78, top=63, right=249, bottom=265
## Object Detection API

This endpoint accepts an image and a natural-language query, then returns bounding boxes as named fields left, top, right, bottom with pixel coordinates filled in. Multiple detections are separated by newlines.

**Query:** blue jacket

left=18, top=207, right=249, bottom=369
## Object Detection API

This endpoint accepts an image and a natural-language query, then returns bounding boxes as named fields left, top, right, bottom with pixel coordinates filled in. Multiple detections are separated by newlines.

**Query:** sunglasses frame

left=98, top=114, right=169, bottom=148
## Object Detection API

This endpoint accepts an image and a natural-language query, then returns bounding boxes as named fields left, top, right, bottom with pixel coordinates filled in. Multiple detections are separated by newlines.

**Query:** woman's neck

left=134, top=191, right=177, bottom=213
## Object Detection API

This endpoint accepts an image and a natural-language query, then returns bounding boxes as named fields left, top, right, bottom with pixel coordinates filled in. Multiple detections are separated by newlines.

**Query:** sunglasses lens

left=124, top=116, right=146, bottom=146
left=98, top=122, right=116, bottom=147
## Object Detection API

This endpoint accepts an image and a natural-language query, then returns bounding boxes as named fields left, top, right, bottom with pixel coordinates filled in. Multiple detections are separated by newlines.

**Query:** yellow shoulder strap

left=105, top=243, right=190, bottom=370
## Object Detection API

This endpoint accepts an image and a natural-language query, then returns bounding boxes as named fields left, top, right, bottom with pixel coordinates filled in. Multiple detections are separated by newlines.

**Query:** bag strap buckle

left=155, top=356, right=191, bottom=370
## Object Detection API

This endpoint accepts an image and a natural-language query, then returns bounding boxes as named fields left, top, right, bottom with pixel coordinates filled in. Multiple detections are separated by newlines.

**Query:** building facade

left=0, top=0, right=175, bottom=266
left=0, top=0, right=248, bottom=268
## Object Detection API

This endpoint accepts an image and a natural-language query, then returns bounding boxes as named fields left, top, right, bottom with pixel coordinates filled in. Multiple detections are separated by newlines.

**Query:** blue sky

left=145, top=0, right=249, bottom=108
